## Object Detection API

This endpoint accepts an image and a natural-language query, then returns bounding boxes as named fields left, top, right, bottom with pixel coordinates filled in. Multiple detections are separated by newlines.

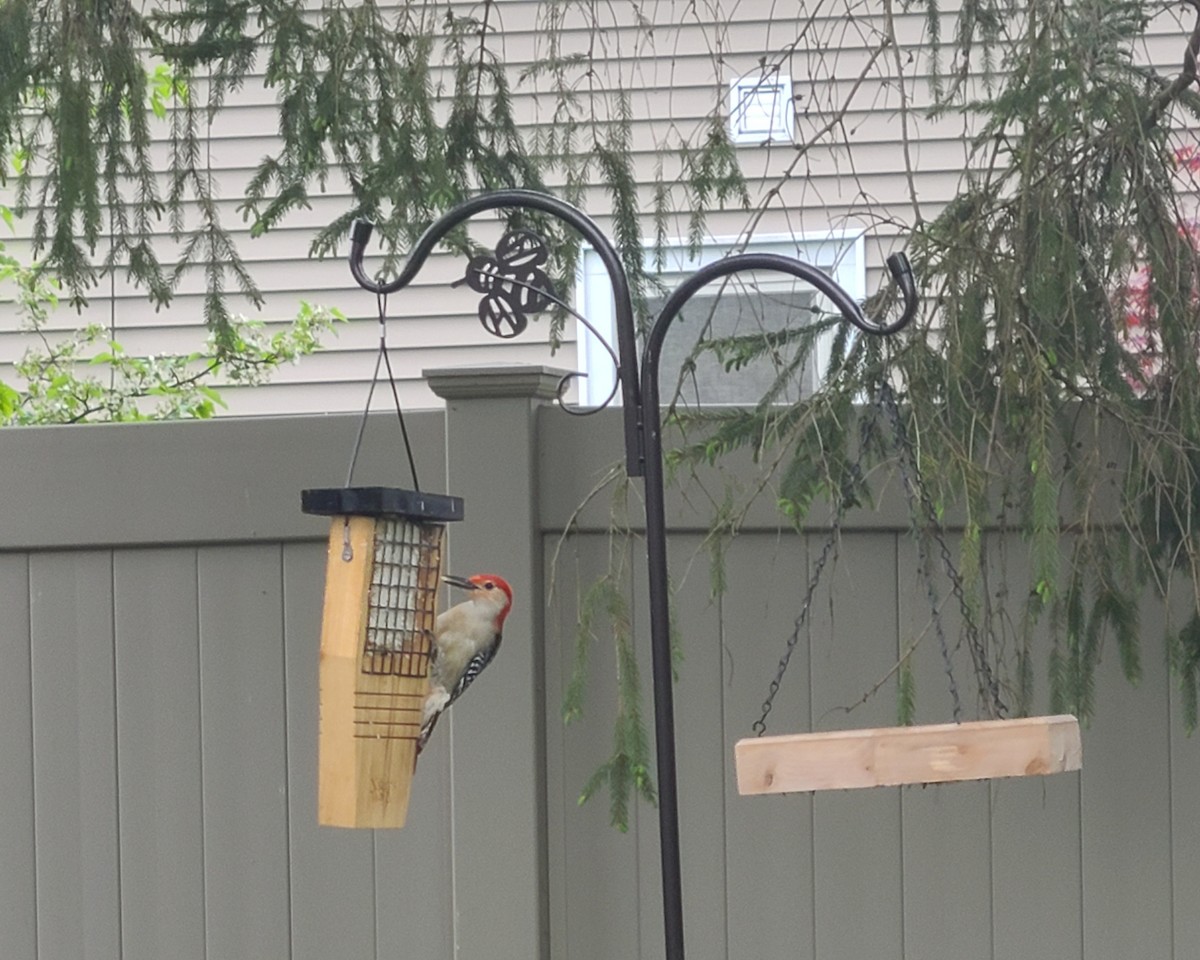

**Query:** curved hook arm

left=347, top=190, right=646, bottom=473
left=877, top=252, right=920, bottom=336
left=552, top=306, right=622, bottom=416
left=641, top=249, right=918, bottom=414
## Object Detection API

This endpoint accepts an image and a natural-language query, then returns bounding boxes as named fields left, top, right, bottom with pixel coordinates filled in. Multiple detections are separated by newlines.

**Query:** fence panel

left=0, top=554, right=37, bottom=960
left=29, top=551, right=121, bottom=960
left=113, top=548, right=207, bottom=960
left=198, top=545, right=292, bottom=958
left=0, top=405, right=1196, bottom=960
left=283, top=542, right=379, bottom=960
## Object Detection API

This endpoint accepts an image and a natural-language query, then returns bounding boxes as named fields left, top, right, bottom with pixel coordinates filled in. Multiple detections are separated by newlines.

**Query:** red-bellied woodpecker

left=416, top=573, right=514, bottom=755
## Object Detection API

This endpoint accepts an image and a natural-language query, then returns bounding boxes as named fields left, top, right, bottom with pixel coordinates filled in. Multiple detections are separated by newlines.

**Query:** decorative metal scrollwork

left=459, top=229, right=556, bottom=338
left=456, top=227, right=622, bottom=413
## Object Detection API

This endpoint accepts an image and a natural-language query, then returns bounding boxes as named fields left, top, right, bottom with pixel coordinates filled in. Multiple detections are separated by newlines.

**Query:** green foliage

left=673, top=0, right=1200, bottom=729
left=1, top=1, right=181, bottom=310
left=1015, top=640, right=1036, bottom=717
left=10, top=0, right=1200, bottom=837
left=894, top=0, right=1200, bottom=722
left=0, top=244, right=342, bottom=424
left=564, top=520, right=656, bottom=832
left=0, top=0, right=756, bottom=833
left=574, top=599, right=658, bottom=833
left=1170, top=617, right=1200, bottom=731
left=680, top=117, right=751, bottom=257
left=0, top=0, right=750, bottom=348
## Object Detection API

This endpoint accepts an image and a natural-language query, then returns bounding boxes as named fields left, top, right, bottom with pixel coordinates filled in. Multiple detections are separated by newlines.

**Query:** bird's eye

left=483, top=581, right=495, bottom=590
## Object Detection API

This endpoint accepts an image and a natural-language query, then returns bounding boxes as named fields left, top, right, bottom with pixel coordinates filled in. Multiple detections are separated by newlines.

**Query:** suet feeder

left=302, top=486, right=463, bottom=829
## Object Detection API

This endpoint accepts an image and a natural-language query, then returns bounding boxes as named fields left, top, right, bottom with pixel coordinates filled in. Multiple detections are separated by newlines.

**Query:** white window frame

left=575, top=232, right=865, bottom=407
left=729, top=73, right=795, bottom=145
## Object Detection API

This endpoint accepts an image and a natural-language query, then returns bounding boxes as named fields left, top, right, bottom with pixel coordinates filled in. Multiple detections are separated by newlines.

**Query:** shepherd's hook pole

left=348, top=193, right=920, bottom=960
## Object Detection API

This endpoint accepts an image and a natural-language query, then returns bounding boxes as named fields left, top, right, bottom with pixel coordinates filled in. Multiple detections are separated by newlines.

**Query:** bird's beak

left=442, top=574, right=478, bottom=591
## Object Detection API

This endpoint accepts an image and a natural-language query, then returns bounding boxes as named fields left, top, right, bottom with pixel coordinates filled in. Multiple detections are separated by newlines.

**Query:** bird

left=416, top=573, right=514, bottom=756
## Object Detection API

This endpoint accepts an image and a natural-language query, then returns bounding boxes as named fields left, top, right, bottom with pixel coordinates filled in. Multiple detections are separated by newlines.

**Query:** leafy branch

left=0, top=243, right=343, bottom=424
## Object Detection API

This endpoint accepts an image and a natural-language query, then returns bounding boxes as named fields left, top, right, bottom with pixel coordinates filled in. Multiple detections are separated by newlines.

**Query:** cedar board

left=735, top=715, right=1081, bottom=795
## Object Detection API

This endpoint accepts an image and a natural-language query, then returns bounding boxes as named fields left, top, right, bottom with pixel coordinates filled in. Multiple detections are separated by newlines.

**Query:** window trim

left=728, top=74, right=796, bottom=145
left=574, top=231, right=866, bottom=407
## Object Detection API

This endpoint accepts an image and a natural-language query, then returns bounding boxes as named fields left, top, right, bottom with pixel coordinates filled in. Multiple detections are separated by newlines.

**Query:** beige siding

left=2, top=2, right=1196, bottom=413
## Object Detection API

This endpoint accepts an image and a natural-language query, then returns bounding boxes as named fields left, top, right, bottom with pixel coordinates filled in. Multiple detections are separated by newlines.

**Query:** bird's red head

left=444, top=573, right=514, bottom=629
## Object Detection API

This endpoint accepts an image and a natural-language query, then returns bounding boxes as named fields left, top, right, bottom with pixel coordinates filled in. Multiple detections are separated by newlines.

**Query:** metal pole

left=639, top=411, right=687, bottom=960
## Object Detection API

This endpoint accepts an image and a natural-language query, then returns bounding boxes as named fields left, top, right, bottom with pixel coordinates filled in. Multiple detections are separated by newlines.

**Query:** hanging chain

left=879, top=383, right=962, bottom=722
left=752, top=520, right=841, bottom=736
left=345, top=292, right=421, bottom=491
left=752, top=381, right=1011, bottom=736
left=877, top=383, right=1007, bottom=719
left=752, top=407, right=879, bottom=736
left=916, top=537, right=963, bottom=722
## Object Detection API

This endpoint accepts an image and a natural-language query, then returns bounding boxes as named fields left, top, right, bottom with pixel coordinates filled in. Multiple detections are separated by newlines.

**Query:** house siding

left=1, top=2, right=1195, bottom=414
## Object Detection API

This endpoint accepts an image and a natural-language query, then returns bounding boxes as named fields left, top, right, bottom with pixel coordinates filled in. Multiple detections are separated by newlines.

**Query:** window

left=575, top=233, right=865, bottom=406
left=729, top=73, right=795, bottom=145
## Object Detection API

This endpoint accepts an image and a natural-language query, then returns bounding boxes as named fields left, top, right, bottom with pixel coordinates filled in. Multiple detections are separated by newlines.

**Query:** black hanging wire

left=345, top=291, right=421, bottom=491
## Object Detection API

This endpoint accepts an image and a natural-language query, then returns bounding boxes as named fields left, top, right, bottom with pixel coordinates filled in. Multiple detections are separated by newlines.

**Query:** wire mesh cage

left=363, top=517, right=443, bottom=677
left=302, top=487, right=464, bottom=829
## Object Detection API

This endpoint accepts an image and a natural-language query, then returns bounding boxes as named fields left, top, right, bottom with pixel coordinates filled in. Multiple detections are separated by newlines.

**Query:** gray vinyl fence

left=1, top=363, right=1196, bottom=960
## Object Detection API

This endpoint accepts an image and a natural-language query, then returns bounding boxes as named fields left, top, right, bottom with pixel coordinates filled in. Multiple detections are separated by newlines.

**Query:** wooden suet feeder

left=302, top=487, right=463, bottom=828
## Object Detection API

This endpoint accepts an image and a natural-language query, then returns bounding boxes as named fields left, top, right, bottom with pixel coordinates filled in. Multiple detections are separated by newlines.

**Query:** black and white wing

left=416, top=636, right=503, bottom=755
left=446, top=635, right=503, bottom=709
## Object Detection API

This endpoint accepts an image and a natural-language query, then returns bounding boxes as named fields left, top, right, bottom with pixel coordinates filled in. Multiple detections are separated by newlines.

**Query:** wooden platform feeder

left=735, top=714, right=1082, bottom=795
left=302, top=487, right=464, bottom=828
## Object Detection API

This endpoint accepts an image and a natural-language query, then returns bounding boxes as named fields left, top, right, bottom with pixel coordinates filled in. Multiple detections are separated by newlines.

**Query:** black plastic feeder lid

left=301, top=487, right=464, bottom=522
